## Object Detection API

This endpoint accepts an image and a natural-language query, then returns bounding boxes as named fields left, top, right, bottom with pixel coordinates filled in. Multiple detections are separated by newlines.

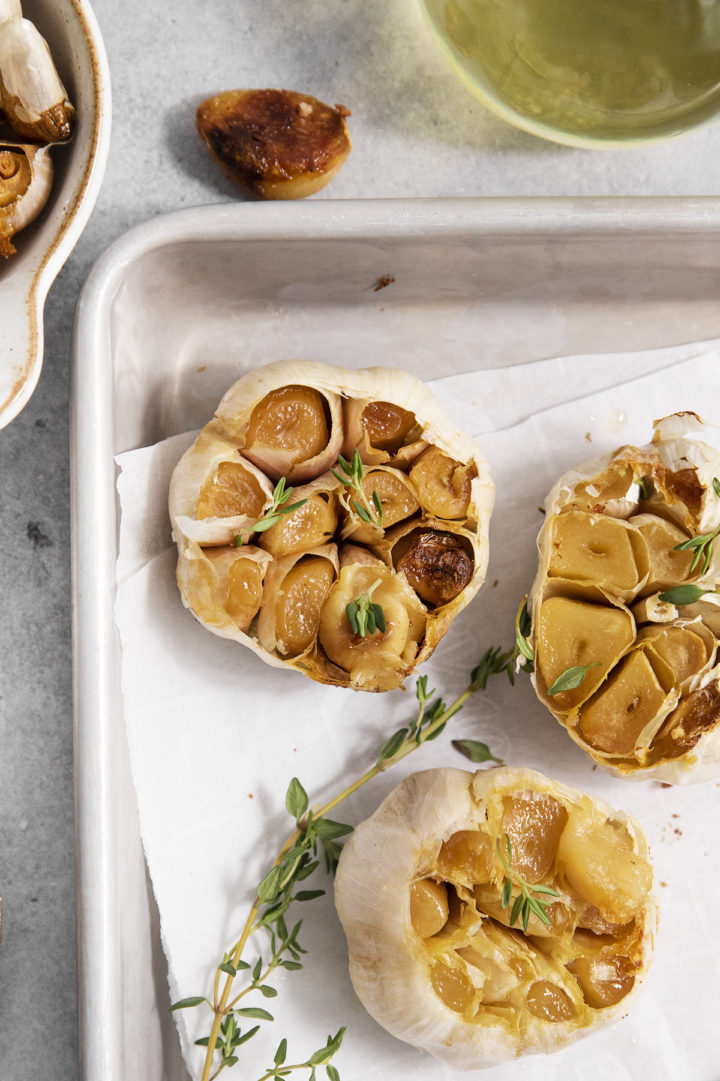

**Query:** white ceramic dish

left=0, top=0, right=110, bottom=429
left=71, top=198, right=720, bottom=1081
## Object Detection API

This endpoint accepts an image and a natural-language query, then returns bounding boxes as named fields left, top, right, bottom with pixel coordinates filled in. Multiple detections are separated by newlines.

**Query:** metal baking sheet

left=71, top=197, right=720, bottom=1081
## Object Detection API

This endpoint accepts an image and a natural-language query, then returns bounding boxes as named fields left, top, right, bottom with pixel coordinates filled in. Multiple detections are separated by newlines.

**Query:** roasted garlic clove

left=334, top=767, right=656, bottom=1069
left=177, top=544, right=272, bottom=635
left=339, top=465, right=419, bottom=546
left=169, top=431, right=275, bottom=546
left=0, top=140, right=51, bottom=257
left=169, top=360, right=494, bottom=690
left=0, top=14, right=75, bottom=142
left=257, top=545, right=338, bottom=658
left=317, top=547, right=426, bottom=692
left=257, top=472, right=340, bottom=558
left=343, top=397, right=427, bottom=467
left=528, top=413, right=720, bottom=782
left=196, top=88, right=351, bottom=200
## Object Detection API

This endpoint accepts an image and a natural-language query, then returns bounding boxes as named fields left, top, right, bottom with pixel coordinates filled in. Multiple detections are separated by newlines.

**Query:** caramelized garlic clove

left=177, top=544, right=272, bottom=634
left=317, top=555, right=426, bottom=692
left=409, top=445, right=476, bottom=520
left=258, top=472, right=340, bottom=558
left=0, top=140, right=51, bottom=257
left=256, top=545, right=338, bottom=657
left=0, top=15, right=74, bottom=142
left=196, top=88, right=351, bottom=200
left=339, top=465, right=419, bottom=545
left=343, top=398, right=426, bottom=467
left=169, top=433, right=275, bottom=546
left=237, top=383, right=343, bottom=485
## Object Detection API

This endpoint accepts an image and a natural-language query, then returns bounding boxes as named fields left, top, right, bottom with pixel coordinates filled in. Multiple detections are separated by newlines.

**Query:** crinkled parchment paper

left=116, top=348, right=720, bottom=1081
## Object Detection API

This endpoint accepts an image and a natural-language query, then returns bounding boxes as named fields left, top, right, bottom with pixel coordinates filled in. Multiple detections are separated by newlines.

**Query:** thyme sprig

left=234, top=478, right=308, bottom=546
left=174, top=650, right=506, bottom=1081
left=331, top=450, right=383, bottom=528
left=345, top=579, right=386, bottom=637
left=673, top=523, right=720, bottom=575
left=498, top=834, right=560, bottom=933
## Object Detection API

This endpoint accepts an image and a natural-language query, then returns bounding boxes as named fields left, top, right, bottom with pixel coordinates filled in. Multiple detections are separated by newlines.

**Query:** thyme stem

left=196, top=649, right=505, bottom=1081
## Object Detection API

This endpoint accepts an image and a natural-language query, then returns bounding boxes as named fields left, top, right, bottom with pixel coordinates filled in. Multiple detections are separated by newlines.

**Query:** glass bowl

left=418, top=0, right=720, bottom=149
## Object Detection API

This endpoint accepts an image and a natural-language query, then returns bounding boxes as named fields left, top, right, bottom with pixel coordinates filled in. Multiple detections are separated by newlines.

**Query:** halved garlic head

left=334, top=766, right=656, bottom=1069
left=169, top=360, right=494, bottom=690
left=0, top=141, right=52, bottom=257
left=0, top=15, right=75, bottom=142
left=529, top=413, right=720, bottom=782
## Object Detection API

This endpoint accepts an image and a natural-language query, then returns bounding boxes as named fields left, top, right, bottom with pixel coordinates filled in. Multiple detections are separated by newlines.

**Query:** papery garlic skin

left=169, top=360, right=494, bottom=690
left=334, top=767, right=656, bottom=1070
left=529, top=412, right=720, bottom=783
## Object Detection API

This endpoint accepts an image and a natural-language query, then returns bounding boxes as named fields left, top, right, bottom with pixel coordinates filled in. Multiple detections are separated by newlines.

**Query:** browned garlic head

left=0, top=3, right=75, bottom=143
left=334, top=766, right=656, bottom=1069
left=529, top=412, right=720, bottom=783
left=169, top=360, right=494, bottom=691
left=0, top=141, right=51, bottom=257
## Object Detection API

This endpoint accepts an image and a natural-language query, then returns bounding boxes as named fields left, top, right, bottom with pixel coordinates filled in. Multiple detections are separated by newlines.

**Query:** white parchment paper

left=116, top=349, right=720, bottom=1081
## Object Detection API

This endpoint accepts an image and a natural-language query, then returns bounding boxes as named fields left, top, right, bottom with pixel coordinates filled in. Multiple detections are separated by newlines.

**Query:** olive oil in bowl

left=419, top=0, right=720, bottom=145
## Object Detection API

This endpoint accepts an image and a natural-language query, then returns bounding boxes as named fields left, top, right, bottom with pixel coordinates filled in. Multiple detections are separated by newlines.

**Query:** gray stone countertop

left=2, top=0, right=720, bottom=1078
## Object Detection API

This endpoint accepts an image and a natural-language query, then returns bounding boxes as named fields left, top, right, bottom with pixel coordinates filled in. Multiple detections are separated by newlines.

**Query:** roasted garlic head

left=169, top=360, right=494, bottom=691
left=334, top=766, right=656, bottom=1069
left=529, top=413, right=720, bottom=782
left=196, top=88, right=351, bottom=200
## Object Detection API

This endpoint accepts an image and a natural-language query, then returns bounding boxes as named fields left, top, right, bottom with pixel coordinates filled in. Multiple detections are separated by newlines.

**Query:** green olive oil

left=420, top=0, right=720, bottom=143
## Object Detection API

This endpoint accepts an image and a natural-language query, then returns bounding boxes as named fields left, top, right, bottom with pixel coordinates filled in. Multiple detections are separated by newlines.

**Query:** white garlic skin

left=334, top=767, right=656, bottom=1070
left=528, top=412, right=720, bottom=784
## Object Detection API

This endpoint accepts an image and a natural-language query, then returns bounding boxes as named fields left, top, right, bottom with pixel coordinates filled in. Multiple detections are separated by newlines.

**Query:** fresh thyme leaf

left=220, top=962, right=237, bottom=976
left=452, top=738, right=504, bottom=765
left=714, top=476, right=720, bottom=498
left=285, top=777, right=309, bottom=822
left=379, top=728, right=409, bottom=760
left=235, top=1006, right=274, bottom=1020
left=497, top=833, right=560, bottom=932
left=658, top=584, right=714, bottom=606
left=327, top=1067, right=341, bottom=1081
left=169, top=995, right=208, bottom=1011
left=233, top=477, right=308, bottom=546
left=274, top=1038, right=288, bottom=1066
left=372, top=489, right=383, bottom=526
left=674, top=524, right=720, bottom=574
left=295, top=890, right=325, bottom=902
left=332, top=449, right=383, bottom=528
left=636, top=475, right=652, bottom=499
left=345, top=580, right=386, bottom=638
left=547, top=661, right=600, bottom=696
left=312, top=818, right=353, bottom=840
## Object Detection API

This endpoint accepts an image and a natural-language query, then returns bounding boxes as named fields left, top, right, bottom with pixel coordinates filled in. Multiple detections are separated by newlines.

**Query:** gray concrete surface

left=3, top=1, right=720, bottom=1078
